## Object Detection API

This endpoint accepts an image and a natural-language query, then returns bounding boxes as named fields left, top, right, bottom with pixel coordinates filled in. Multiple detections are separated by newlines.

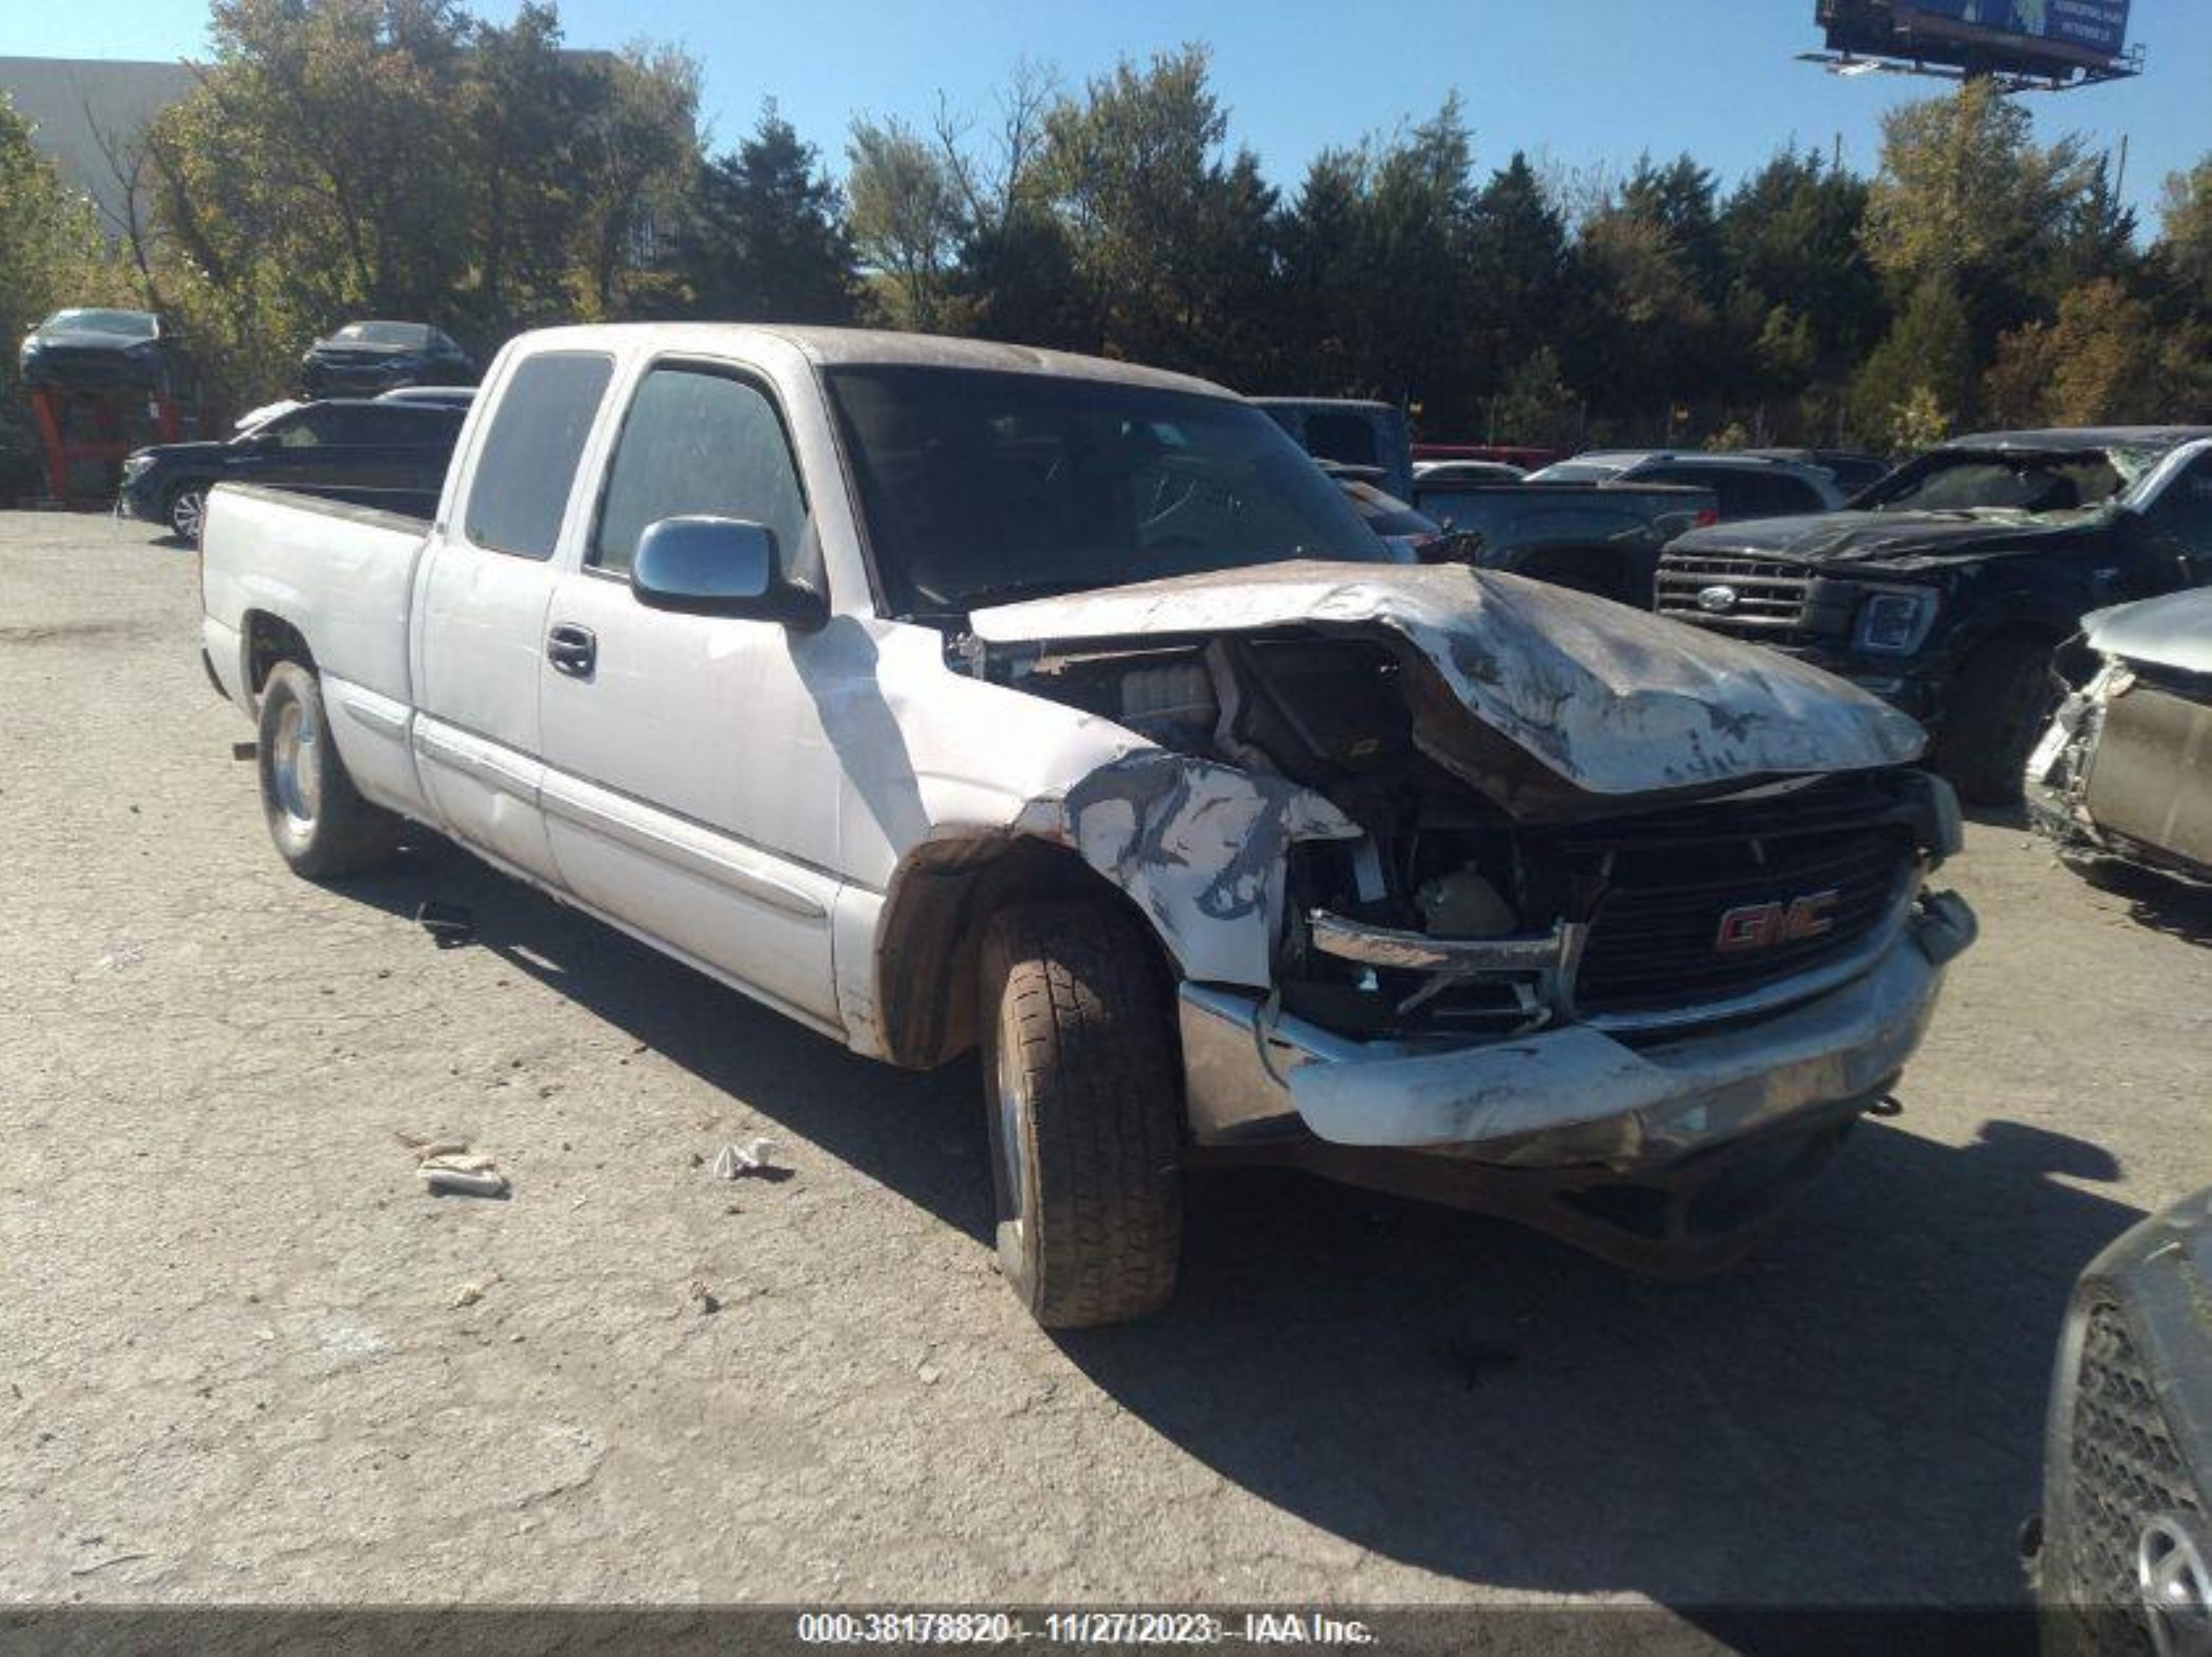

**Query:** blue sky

left=10, top=1, right=2208, bottom=227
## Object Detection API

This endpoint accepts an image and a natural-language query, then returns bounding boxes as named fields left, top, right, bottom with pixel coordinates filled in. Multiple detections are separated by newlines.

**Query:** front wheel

left=256, top=662, right=400, bottom=879
left=1936, top=636, right=2061, bottom=808
left=977, top=900, right=1185, bottom=1328
left=166, top=482, right=208, bottom=546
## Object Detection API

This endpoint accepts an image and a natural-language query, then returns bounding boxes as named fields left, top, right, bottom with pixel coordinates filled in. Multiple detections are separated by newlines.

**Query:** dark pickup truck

left=1656, top=427, right=2212, bottom=802
left=1411, top=478, right=1716, bottom=607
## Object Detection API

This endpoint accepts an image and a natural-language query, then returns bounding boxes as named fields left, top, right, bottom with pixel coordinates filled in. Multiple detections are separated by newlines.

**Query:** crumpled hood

left=971, top=560, right=1925, bottom=808
left=1671, top=507, right=2105, bottom=573
left=2082, top=586, right=2212, bottom=677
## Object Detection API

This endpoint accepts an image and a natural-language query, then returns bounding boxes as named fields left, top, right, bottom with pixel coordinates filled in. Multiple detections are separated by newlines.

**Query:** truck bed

left=200, top=482, right=433, bottom=817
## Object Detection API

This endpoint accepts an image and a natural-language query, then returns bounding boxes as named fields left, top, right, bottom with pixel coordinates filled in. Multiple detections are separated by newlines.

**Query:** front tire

left=978, top=900, right=1185, bottom=1328
left=166, top=482, right=208, bottom=546
left=256, top=662, right=400, bottom=879
left=1936, top=635, right=2061, bottom=808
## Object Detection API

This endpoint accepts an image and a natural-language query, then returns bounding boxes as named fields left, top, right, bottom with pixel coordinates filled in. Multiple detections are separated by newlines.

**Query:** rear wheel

left=1936, top=635, right=2061, bottom=808
left=977, top=900, right=1185, bottom=1328
left=256, top=662, right=400, bottom=879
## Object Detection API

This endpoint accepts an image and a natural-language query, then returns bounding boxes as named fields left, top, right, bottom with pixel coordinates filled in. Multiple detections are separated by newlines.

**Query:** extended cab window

left=592, top=365, right=809, bottom=576
left=464, top=351, right=615, bottom=559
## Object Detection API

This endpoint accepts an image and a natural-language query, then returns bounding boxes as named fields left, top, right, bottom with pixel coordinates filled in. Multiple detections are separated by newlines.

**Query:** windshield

left=335, top=321, right=431, bottom=346
left=1525, top=460, right=1624, bottom=484
left=1859, top=450, right=2132, bottom=515
left=49, top=309, right=156, bottom=338
left=825, top=366, right=1391, bottom=616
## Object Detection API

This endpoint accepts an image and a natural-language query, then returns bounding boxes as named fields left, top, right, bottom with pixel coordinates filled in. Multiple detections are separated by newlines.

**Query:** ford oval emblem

left=1697, top=584, right=1739, bottom=614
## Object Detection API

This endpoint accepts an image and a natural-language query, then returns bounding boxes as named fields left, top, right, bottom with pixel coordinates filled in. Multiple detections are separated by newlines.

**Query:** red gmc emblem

left=1715, top=890, right=1840, bottom=953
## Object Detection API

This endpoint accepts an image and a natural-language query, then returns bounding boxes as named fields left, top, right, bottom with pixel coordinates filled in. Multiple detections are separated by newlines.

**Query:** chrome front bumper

left=1179, top=889, right=1977, bottom=1173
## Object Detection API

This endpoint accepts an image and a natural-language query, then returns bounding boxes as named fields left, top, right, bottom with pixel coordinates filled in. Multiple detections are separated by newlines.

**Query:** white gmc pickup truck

left=201, top=324, right=1977, bottom=1326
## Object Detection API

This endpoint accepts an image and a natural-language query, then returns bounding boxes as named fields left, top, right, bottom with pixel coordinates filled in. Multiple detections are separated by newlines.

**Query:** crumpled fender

left=1018, top=751, right=1361, bottom=986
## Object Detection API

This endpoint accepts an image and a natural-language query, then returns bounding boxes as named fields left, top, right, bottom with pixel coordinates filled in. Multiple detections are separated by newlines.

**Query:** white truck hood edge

left=970, top=560, right=1926, bottom=800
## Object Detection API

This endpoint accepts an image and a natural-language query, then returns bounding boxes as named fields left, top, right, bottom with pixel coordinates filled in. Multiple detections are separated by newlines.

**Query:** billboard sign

left=1898, top=1, right=2132, bottom=62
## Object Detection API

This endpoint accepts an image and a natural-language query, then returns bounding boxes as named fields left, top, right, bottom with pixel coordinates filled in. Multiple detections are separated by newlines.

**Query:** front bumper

left=1181, top=889, right=1974, bottom=1167
left=116, top=470, right=166, bottom=524
left=1179, top=889, right=1974, bottom=1271
left=21, top=352, right=162, bottom=392
left=304, top=360, right=418, bottom=394
left=2036, top=1189, right=2212, bottom=1648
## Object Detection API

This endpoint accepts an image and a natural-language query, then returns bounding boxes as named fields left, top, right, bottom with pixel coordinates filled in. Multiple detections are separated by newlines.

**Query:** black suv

left=18, top=308, right=181, bottom=395
left=1656, top=428, right=2212, bottom=804
left=300, top=320, right=474, bottom=397
left=118, top=399, right=465, bottom=544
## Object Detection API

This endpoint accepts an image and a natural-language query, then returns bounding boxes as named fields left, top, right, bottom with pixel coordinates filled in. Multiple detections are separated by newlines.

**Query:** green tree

left=1722, top=148, right=1883, bottom=399
left=1861, top=79, right=2090, bottom=340
left=1463, top=152, right=1573, bottom=397
left=1849, top=275, right=1974, bottom=448
left=2152, top=158, right=2212, bottom=313
left=566, top=45, right=700, bottom=319
left=1986, top=279, right=2209, bottom=427
left=675, top=103, right=855, bottom=324
left=846, top=115, right=963, bottom=330
left=1031, top=45, right=1277, bottom=376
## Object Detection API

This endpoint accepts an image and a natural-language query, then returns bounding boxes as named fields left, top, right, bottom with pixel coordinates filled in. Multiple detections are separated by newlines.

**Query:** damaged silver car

left=2030, top=586, right=2212, bottom=887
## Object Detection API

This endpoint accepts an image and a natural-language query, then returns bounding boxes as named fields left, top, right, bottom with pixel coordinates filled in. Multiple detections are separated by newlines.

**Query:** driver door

left=537, top=360, right=844, bottom=1027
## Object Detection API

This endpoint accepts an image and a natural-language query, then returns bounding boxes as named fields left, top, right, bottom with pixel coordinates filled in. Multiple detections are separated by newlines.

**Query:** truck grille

left=1656, top=552, right=1812, bottom=639
left=2050, top=1302, right=2201, bottom=1630
left=1552, top=783, right=1916, bottom=1018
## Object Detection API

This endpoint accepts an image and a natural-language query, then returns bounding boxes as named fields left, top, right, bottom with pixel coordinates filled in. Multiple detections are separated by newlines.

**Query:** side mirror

left=631, top=515, right=825, bottom=630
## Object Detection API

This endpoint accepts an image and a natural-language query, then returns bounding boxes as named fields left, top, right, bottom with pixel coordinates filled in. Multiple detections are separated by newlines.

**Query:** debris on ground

left=709, top=1138, right=779, bottom=1181
left=230, top=741, right=257, bottom=761
left=414, top=900, right=476, bottom=948
left=688, top=1279, right=721, bottom=1316
left=68, top=1552, right=151, bottom=1578
left=407, top=1138, right=510, bottom=1198
left=450, top=1275, right=499, bottom=1309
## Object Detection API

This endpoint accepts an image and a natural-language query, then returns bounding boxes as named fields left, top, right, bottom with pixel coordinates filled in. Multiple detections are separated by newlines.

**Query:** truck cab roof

left=506, top=323, right=1243, bottom=401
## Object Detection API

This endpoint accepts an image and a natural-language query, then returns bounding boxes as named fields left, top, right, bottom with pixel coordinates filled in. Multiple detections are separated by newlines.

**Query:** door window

left=591, top=365, right=809, bottom=577
left=463, top=351, right=615, bottom=560
left=1302, top=410, right=1380, bottom=470
left=2146, top=455, right=2212, bottom=557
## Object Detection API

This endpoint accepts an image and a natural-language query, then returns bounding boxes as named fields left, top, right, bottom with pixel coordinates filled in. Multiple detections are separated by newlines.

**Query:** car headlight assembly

left=121, top=454, right=156, bottom=482
left=1853, top=588, right=1938, bottom=655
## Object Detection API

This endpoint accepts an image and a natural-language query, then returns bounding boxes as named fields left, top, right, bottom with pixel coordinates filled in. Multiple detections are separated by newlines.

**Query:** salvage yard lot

left=5, top=512, right=2212, bottom=1619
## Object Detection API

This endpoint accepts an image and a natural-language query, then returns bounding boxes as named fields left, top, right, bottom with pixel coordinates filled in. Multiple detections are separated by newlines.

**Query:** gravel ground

left=5, top=512, right=2211, bottom=1631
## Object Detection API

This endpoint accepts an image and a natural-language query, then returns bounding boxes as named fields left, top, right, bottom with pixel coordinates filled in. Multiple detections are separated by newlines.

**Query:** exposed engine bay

left=971, top=625, right=1946, bottom=1044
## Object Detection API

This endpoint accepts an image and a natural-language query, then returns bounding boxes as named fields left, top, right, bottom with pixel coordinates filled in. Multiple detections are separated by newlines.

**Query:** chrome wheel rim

left=992, top=1000, right=1028, bottom=1229
left=171, top=490, right=205, bottom=543
left=270, top=702, right=319, bottom=829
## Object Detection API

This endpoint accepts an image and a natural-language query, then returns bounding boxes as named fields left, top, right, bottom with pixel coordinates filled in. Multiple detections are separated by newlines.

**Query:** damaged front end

left=970, top=562, right=1975, bottom=1271
left=2029, top=616, right=2212, bottom=889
